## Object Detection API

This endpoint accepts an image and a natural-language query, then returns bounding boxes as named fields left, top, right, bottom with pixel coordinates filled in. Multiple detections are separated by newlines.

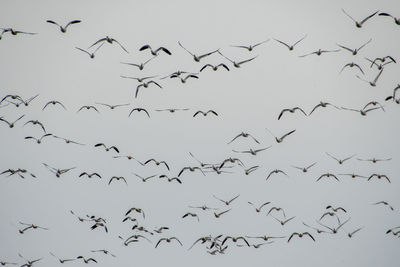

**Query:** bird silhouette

left=89, top=36, right=128, bottom=53
left=273, top=35, right=307, bottom=51
left=46, top=20, right=81, bottom=33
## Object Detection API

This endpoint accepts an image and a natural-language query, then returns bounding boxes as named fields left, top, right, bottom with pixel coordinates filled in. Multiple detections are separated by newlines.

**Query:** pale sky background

left=1, top=0, right=399, bottom=266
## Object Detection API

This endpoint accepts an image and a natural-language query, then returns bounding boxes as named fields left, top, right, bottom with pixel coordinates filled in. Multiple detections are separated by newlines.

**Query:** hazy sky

left=1, top=0, right=399, bottom=266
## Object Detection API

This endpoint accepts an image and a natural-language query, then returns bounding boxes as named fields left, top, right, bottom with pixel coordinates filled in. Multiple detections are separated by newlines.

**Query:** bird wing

left=373, top=69, right=383, bottom=84
left=274, top=39, right=291, bottom=49
left=237, top=56, right=257, bottom=65
left=139, top=44, right=151, bottom=51
left=336, top=44, right=354, bottom=53
left=112, top=38, right=129, bottom=53
left=358, top=38, right=372, bottom=51
left=46, top=20, right=60, bottom=26
left=293, top=35, right=307, bottom=47
left=360, top=11, right=379, bottom=25
left=89, top=38, right=106, bottom=49
left=341, top=8, right=357, bottom=23
left=281, top=129, right=296, bottom=140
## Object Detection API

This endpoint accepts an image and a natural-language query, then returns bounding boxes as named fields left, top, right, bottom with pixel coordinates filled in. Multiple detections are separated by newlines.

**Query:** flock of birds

left=1, top=6, right=399, bottom=266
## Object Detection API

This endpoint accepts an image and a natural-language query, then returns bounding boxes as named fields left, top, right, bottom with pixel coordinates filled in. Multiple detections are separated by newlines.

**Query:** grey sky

left=0, top=0, right=399, bottom=266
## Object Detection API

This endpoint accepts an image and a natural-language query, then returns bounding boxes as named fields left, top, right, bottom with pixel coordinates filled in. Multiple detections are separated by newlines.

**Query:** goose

left=386, top=226, right=400, bottom=234
left=18, top=222, right=49, bottom=234
left=214, top=209, right=232, bottom=218
left=0, top=28, right=36, bottom=38
left=1, top=168, right=35, bottom=179
left=122, top=216, right=137, bottom=223
left=292, top=162, right=317, bottom=173
left=237, top=242, right=273, bottom=248
left=0, top=114, right=25, bottom=128
left=227, top=132, right=259, bottom=144
left=302, top=222, right=329, bottom=234
left=243, top=165, right=259, bottom=175
left=299, top=48, right=340, bottom=57
left=188, top=205, right=218, bottom=211
left=18, top=254, right=42, bottom=267
left=178, top=166, right=205, bottom=177
left=325, top=152, right=356, bottom=164
left=379, top=12, right=400, bottom=25
left=317, top=218, right=350, bottom=234
left=123, top=234, right=152, bottom=245
left=273, top=35, right=307, bottom=51
left=266, top=128, right=296, bottom=143
left=189, top=235, right=223, bottom=250
left=79, top=172, right=101, bottom=179
left=159, top=175, right=182, bottom=184
left=230, top=39, right=269, bottom=51
left=42, top=163, right=76, bottom=178
left=341, top=9, right=378, bottom=28
left=319, top=212, right=341, bottom=224
left=384, top=95, right=400, bottom=104
left=23, top=120, right=46, bottom=133
left=316, top=173, right=339, bottom=182
left=108, top=176, right=127, bottom=185
left=170, top=73, right=199, bottom=83
left=248, top=201, right=270, bottom=213
left=89, top=36, right=128, bottom=53
left=362, top=101, right=385, bottom=111
left=161, top=70, right=196, bottom=79
left=193, top=110, right=218, bottom=117
left=200, top=63, right=229, bottom=72
left=267, top=207, right=286, bottom=218
left=94, top=143, right=119, bottom=153
left=338, top=173, right=367, bottom=179
left=155, top=108, right=190, bottom=113
left=232, top=146, right=271, bottom=155
left=369, top=55, right=396, bottom=65
left=213, top=194, right=240, bottom=206
left=128, top=107, right=150, bottom=118
left=182, top=212, right=200, bottom=222
left=121, top=57, right=155, bottom=70
left=4, top=100, right=23, bottom=108
left=136, top=80, right=162, bottom=98
left=245, top=235, right=286, bottom=241
left=178, top=41, right=219, bottom=62
left=75, top=43, right=104, bottom=59
left=287, top=232, right=315, bottom=242
left=365, top=57, right=395, bottom=70
left=139, top=45, right=171, bottom=56
left=77, top=105, right=99, bottom=113
left=46, top=20, right=81, bottom=33
left=340, top=62, right=364, bottom=75
left=278, top=107, right=307, bottom=120
left=218, top=51, right=257, bottom=68
left=25, top=133, right=53, bottom=144
left=219, top=157, right=245, bottom=169
left=357, top=157, right=391, bottom=163
left=0, top=261, right=17, bottom=266
left=272, top=215, right=296, bottom=226
left=53, top=136, right=85, bottom=145
left=372, top=201, right=394, bottom=211
left=90, top=250, right=116, bottom=258
left=76, top=256, right=97, bottom=264
left=0, top=94, right=23, bottom=104
left=17, top=94, right=39, bottom=107
left=341, top=106, right=381, bottom=116
left=95, top=102, right=130, bottom=110
left=70, top=210, right=92, bottom=222
left=42, top=100, right=67, bottom=110
left=347, top=227, right=363, bottom=238
left=49, top=252, right=76, bottom=264
left=336, top=39, right=372, bottom=55
left=125, top=207, right=145, bottom=218
left=131, top=225, right=153, bottom=234
left=356, top=69, right=383, bottom=86
left=120, top=75, right=158, bottom=82
left=309, top=101, right=340, bottom=115
left=368, top=174, right=391, bottom=183
left=155, top=237, right=183, bottom=248
left=266, top=169, right=289, bottom=180
left=222, top=236, right=250, bottom=247
left=153, top=226, right=169, bottom=234
left=132, top=173, right=157, bottom=182
left=143, top=159, right=169, bottom=170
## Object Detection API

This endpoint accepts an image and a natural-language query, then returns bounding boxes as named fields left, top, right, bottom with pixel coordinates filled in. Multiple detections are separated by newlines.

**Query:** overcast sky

left=1, top=0, right=399, bottom=266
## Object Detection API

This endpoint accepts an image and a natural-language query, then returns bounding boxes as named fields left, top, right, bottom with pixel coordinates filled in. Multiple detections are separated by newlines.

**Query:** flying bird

left=182, top=212, right=200, bottom=222
left=108, top=176, right=127, bottom=185
left=316, top=173, right=339, bottom=182
left=309, top=101, right=340, bottom=115
left=43, top=163, right=76, bottom=178
left=193, top=110, right=218, bottom=117
left=139, top=45, right=171, bottom=56
left=287, top=232, right=315, bottom=242
left=89, top=36, right=128, bottom=53
left=266, top=128, right=296, bottom=143
left=379, top=12, right=400, bottom=25
left=170, top=74, right=199, bottom=83
left=278, top=107, right=307, bottom=120
left=135, top=80, right=162, bottom=98
left=340, top=62, right=364, bottom=75
left=214, top=208, right=232, bottom=218
left=213, top=194, right=240, bottom=206
left=228, top=132, right=259, bottom=144
left=75, top=43, right=105, bottom=59
left=42, top=100, right=67, bottom=110
left=129, top=107, right=150, bottom=118
left=342, top=9, right=378, bottom=28
left=121, top=57, right=155, bottom=70
left=0, top=28, right=37, bottom=38
left=95, top=102, right=130, bottom=110
left=132, top=173, right=157, bottom=182
left=218, top=51, right=257, bottom=68
left=325, top=152, right=356, bottom=164
left=356, top=69, right=383, bottom=87
left=266, top=169, right=289, bottom=180
left=357, top=157, right=391, bottom=163
left=336, top=39, right=372, bottom=55
left=46, top=19, right=81, bottom=33
left=232, top=146, right=271, bottom=155
left=200, top=63, right=230, bottom=72
left=143, top=159, right=169, bottom=170
left=24, top=119, right=46, bottom=133
left=372, top=201, right=394, bottom=211
left=230, top=39, right=269, bottom=51
left=178, top=41, right=219, bottom=62
left=299, top=48, right=340, bottom=57
left=248, top=201, right=270, bottom=213
left=25, top=133, right=53, bottom=144
left=120, top=75, right=158, bottom=82
left=94, top=143, right=119, bottom=153
left=0, top=114, right=25, bottom=128
left=273, top=35, right=307, bottom=51
left=292, top=162, right=317, bottom=173
left=367, top=174, right=391, bottom=183
left=155, top=237, right=183, bottom=248
left=341, top=106, right=382, bottom=116
left=178, top=166, right=205, bottom=177
left=79, top=172, right=102, bottom=179
left=77, top=105, right=99, bottom=113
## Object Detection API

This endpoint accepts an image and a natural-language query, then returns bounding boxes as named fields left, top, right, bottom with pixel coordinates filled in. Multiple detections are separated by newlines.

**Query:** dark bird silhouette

left=18, top=222, right=49, bottom=234
left=219, top=157, right=245, bottom=169
left=309, top=101, right=340, bottom=115
left=18, top=94, right=39, bottom=107
left=155, top=108, right=189, bottom=113
left=218, top=51, right=257, bottom=68
left=89, top=36, right=128, bottom=53
left=182, top=212, right=200, bottom=222
left=273, top=35, right=307, bottom=51
left=233, top=146, right=271, bottom=156
left=79, top=172, right=101, bottom=179
left=365, top=57, right=395, bottom=70
left=338, top=173, right=367, bottom=179
left=91, top=250, right=116, bottom=258
left=108, top=176, right=127, bottom=185
left=248, top=201, right=270, bottom=213
left=228, top=132, right=259, bottom=144
left=53, top=135, right=85, bottom=145
left=200, top=63, right=230, bottom=72
left=0, top=261, right=16, bottom=266
left=143, top=159, right=169, bottom=170
left=299, top=48, right=340, bottom=57
left=121, top=57, right=155, bottom=70
left=75, top=43, right=105, bottom=59
left=76, top=256, right=97, bottom=264
left=170, top=74, right=199, bottom=83
left=379, top=12, right=400, bottom=25
left=341, top=106, right=381, bottom=116
left=278, top=107, right=307, bottom=120
left=267, top=206, right=286, bottom=218
left=25, top=133, right=52, bottom=144
left=0, top=114, right=25, bottom=128
left=77, top=105, right=99, bottom=113
left=139, top=45, right=171, bottom=56
left=230, top=39, right=269, bottom=51
left=125, top=207, right=145, bottom=219
left=94, top=143, right=119, bottom=153
left=178, top=166, right=205, bottom=177
left=49, top=252, right=76, bottom=264
left=0, top=94, right=23, bottom=104
left=46, top=19, right=81, bottom=33
left=272, top=215, right=296, bottom=226
left=325, top=152, right=356, bottom=164
left=24, top=120, right=46, bottom=133
left=292, top=162, right=317, bottom=173
left=243, top=165, right=259, bottom=175
left=357, top=157, right=391, bottom=163
left=193, top=110, right=218, bottom=117
left=129, top=107, right=150, bottom=118
left=316, top=173, right=339, bottom=182
left=372, top=201, right=394, bottom=211
left=356, top=69, right=383, bottom=87
left=317, top=218, right=350, bottom=234
left=132, top=173, right=157, bottom=182
left=266, top=169, right=289, bottom=180
left=43, top=163, right=76, bottom=178
left=222, top=236, right=250, bottom=247
left=0, top=28, right=37, bottom=39
left=95, top=102, right=130, bottom=110
left=213, top=194, right=240, bottom=206
left=178, top=41, right=219, bottom=62
left=342, top=9, right=378, bottom=28
left=155, top=237, right=183, bottom=248
left=42, top=100, right=67, bottom=110
left=340, top=62, right=364, bottom=75
left=266, top=128, right=296, bottom=143
left=18, top=254, right=42, bottom=267
left=159, top=175, right=182, bottom=184
left=136, top=80, right=162, bottom=98
left=287, top=232, right=315, bottom=242
left=347, top=227, right=363, bottom=238
left=368, top=174, right=391, bottom=183
left=336, top=39, right=372, bottom=55
left=214, top=209, right=232, bottom=218
left=120, top=75, right=158, bottom=82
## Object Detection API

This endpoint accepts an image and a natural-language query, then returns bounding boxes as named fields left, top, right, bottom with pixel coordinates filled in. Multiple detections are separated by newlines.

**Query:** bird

left=248, top=201, right=270, bottom=213
left=200, top=63, right=230, bottom=72
left=155, top=108, right=190, bottom=113
left=0, top=261, right=17, bottom=266
left=170, top=73, right=199, bottom=83
left=356, top=69, right=383, bottom=87
left=340, top=62, right=364, bottom=75
left=267, top=206, right=287, bottom=218
left=178, top=41, right=219, bottom=62
left=341, top=106, right=381, bottom=116
left=273, top=35, right=307, bottom=51
left=317, top=218, right=351, bottom=234
left=89, top=36, right=128, bottom=53
left=0, top=94, right=23, bottom=104
left=230, top=39, right=270, bottom=51
left=227, top=132, right=260, bottom=144
left=159, top=175, right=183, bottom=184
left=341, top=9, right=378, bottom=28
left=25, top=133, right=53, bottom=144
left=336, top=39, right=372, bottom=55
left=108, top=176, right=127, bottom=185
left=43, top=163, right=76, bottom=178
left=193, top=110, right=218, bottom=117
left=120, top=75, right=158, bottom=82
left=214, top=209, right=232, bottom=218
left=266, top=169, right=289, bottom=180
left=18, top=254, right=42, bottom=267
left=128, top=107, right=150, bottom=118
left=122, top=234, right=152, bottom=245
left=347, top=227, right=363, bottom=238
left=219, top=157, right=245, bottom=169
left=338, top=173, right=367, bottom=179
left=95, top=102, right=130, bottom=110
left=299, top=48, right=340, bottom=57
left=18, top=222, right=49, bottom=234
left=46, top=19, right=81, bottom=33
left=287, top=232, right=315, bottom=242
left=135, top=80, right=162, bottom=98
left=18, top=94, right=39, bottom=107
left=367, top=174, right=391, bottom=183
left=23, top=120, right=46, bottom=133
left=372, top=201, right=394, bottom=211
left=178, top=166, right=205, bottom=177
left=0, top=114, right=25, bottom=128
left=365, top=57, right=395, bottom=70
left=143, top=159, right=169, bottom=170
left=53, top=136, right=85, bottom=145
left=77, top=105, right=99, bottom=113
left=132, top=173, right=157, bottom=182
left=42, top=100, right=67, bottom=110
left=222, top=236, right=250, bottom=247
left=90, top=250, right=116, bottom=258
left=363, top=101, right=385, bottom=111
left=218, top=51, right=257, bottom=68
left=121, top=57, right=155, bottom=70
left=125, top=207, right=145, bottom=218
left=75, top=43, right=105, bottom=59
left=357, top=157, right=391, bottom=163
left=292, top=162, right=317, bottom=173
left=139, top=45, right=171, bottom=56
left=272, top=215, right=296, bottom=226
left=1, top=168, right=35, bottom=179
left=76, top=256, right=97, bottom=264
left=379, top=12, right=400, bottom=25
left=325, top=152, right=356, bottom=164
left=316, top=173, right=339, bottom=182
left=302, top=222, right=330, bottom=234
left=266, top=128, right=296, bottom=143
left=233, top=146, right=271, bottom=156
left=49, top=252, right=76, bottom=264
left=182, top=212, right=200, bottom=222
left=94, top=143, right=119, bottom=153
left=243, top=165, right=259, bottom=175
left=79, top=172, right=102, bottom=179
left=319, top=212, right=341, bottom=223
left=0, top=28, right=37, bottom=38
left=188, top=205, right=218, bottom=211
left=278, top=107, right=307, bottom=120
left=309, top=101, right=340, bottom=115
left=153, top=226, right=169, bottom=234
left=155, top=237, right=183, bottom=248
left=161, top=70, right=196, bottom=79
left=213, top=194, right=240, bottom=206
